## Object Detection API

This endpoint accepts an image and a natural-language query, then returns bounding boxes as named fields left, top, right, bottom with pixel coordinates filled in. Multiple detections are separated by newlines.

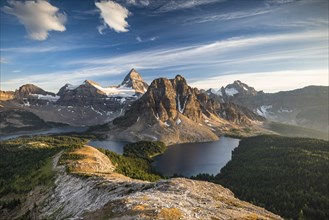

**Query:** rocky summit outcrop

left=14, top=84, right=56, bottom=99
left=223, top=80, right=258, bottom=97
left=56, top=80, right=108, bottom=106
left=15, top=146, right=282, bottom=220
left=119, top=68, right=149, bottom=94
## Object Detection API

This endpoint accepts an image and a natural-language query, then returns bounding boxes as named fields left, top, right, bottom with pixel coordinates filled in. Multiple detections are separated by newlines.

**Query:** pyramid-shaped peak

left=124, top=68, right=143, bottom=82
left=120, top=69, right=148, bottom=94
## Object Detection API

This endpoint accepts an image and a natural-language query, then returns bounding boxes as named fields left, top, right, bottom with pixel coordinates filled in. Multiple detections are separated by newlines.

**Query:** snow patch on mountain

left=66, top=84, right=79, bottom=90
left=210, top=88, right=222, bottom=96
left=177, top=94, right=188, bottom=113
left=34, top=94, right=60, bottom=102
left=225, top=88, right=239, bottom=96
left=93, top=84, right=136, bottom=97
left=256, top=105, right=272, bottom=117
left=278, top=107, right=293, bottom=113
left=90, top=106, right=103, bottom=115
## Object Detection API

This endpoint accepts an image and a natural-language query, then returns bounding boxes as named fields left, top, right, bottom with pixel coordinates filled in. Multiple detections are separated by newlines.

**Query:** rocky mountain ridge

left=5, top=145, right=281, bottom=220
left=2, top=69, right=325, bottom=142
left=0, top=69, right=149, bottom=126
left=208, top=82, right=329, bottom=132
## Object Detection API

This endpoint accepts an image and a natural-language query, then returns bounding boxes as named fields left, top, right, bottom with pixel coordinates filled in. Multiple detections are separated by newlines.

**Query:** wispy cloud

left=71, top=9, right=99, bottom=20
left=95, top=0, right=130, bottom=34
left=126, top=0, right=150, bottom=7
left=2, top=30, right=327, bottom=92
left=2, top=66, right=126, bottom=92
left=265, top=0, right=297, bottom=6
left=190, top=69, right=329, bottom=93
left=1, top=45, right=77, bottom=53
left=150, top=36, right=158, bottom=41
left=0, top=43, right=122, bottom=54
left=156, top=0, right=226, bottom=13
left=2, top=0, right=67, bottom=41
left=68, top=30, right=327, bottom=69
left=135, top=36, right=158, bottom=42
left=136, top=36, right=142, bottom=42
left=185, top=8, right=273, bottom=24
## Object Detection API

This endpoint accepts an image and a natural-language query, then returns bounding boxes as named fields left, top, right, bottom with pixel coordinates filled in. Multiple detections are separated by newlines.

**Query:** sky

left=0, top=0, right=328, bottom=93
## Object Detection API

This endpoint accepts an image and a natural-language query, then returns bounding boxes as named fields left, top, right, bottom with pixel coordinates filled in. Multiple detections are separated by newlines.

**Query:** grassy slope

left=93, top=141, right=167, bottom=182
left=265, top=121, right=328, bottom=140
left=214, top=135, right=329, bottom=220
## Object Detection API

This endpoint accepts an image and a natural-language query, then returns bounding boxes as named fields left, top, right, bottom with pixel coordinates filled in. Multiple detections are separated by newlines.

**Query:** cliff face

left=8, top=146, right=282, bottom=220
left=110, top=75, right=217, bottom=144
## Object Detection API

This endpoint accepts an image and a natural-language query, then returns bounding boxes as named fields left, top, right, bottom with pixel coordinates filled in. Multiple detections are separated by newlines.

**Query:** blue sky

left=1, top=0, right=328, bottom=92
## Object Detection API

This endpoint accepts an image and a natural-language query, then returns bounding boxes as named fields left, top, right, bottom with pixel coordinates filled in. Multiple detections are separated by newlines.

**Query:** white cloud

left=2, top=0, right=67, bottom=41
left=95, top=0, right=130, bottom=33
left=190, top=69, right=329, bottom=93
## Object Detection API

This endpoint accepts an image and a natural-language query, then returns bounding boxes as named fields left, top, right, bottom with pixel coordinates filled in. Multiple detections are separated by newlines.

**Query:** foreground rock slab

left=38, top=146, right=282, bottom=219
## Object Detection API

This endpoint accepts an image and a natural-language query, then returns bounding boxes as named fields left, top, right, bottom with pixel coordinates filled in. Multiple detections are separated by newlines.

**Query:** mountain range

left=1, top=69, right=328, bottom=142
left=207, top=80, right=328, bottom=132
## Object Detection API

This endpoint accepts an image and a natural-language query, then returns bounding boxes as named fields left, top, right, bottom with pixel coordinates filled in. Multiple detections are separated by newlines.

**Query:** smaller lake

left=152, top=137, right=240, bottom=177
left=87, top=140, right=129, bottom=154
left=0, top=126, right=87, bottom=141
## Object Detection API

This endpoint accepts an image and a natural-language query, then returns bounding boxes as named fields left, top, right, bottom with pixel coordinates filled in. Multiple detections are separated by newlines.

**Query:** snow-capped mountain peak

left=119, top=68, right=148, bottom=94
